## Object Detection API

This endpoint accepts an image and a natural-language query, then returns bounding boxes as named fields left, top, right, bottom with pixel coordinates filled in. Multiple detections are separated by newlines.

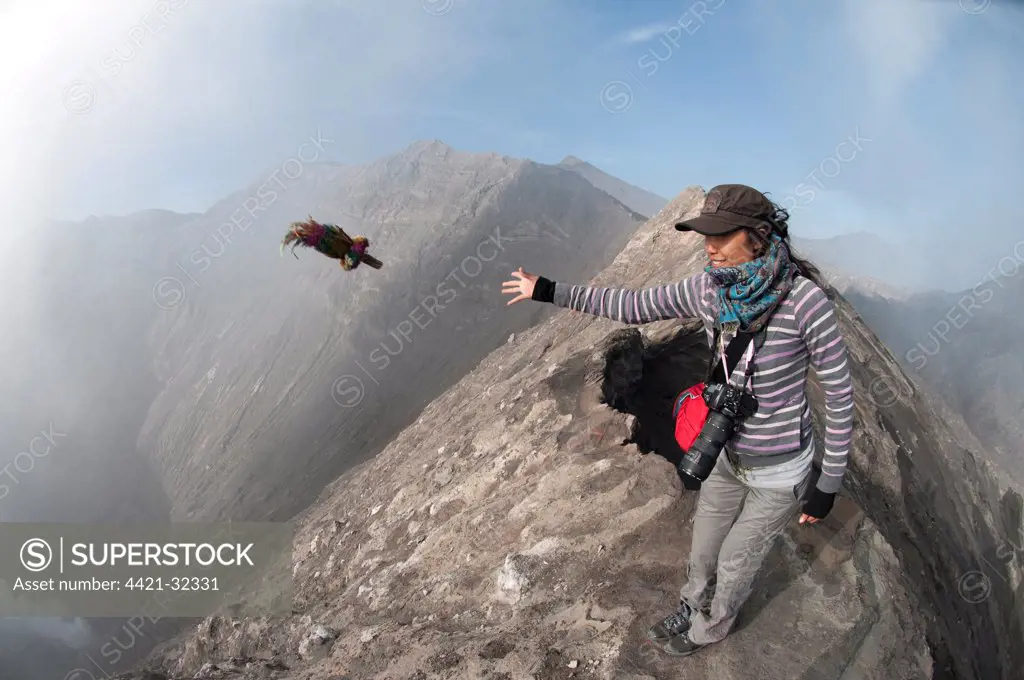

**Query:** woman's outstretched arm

left=502, top=267, right=707, bottom=324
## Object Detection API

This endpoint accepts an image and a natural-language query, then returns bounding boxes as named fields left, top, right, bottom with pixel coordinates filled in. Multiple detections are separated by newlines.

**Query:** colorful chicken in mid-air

left=280, top=216, right=383, bottom=271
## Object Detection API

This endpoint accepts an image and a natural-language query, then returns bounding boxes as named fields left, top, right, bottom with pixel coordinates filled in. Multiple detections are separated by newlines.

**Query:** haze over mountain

left=138, top=140, right=650, bottom=523
left=792, top=233, right=921, bottom=293
left=786, top=230, right=1024, bottom=486
left=557, top=156, right=669, bottom=221
left=844, top=276, right=1024, bottom=485
left=790, top=231, right=1024, bottom=486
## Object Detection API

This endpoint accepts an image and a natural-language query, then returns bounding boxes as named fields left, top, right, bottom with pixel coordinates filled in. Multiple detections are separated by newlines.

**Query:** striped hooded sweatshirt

left=549, top=273, right=855, bottom=494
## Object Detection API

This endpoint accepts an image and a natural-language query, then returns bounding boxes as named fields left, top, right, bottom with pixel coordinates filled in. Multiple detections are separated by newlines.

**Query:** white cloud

left=615, top=22, right=675, bottom=45
left=840, top=0, right=955, bottom=109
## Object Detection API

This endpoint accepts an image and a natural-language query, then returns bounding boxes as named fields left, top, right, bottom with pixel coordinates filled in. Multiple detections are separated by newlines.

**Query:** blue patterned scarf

left=706, top=232, right=797, bottom=333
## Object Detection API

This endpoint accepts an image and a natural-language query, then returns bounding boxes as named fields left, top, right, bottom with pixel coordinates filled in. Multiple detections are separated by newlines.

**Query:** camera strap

left=705, top=327, right=756, bottom=387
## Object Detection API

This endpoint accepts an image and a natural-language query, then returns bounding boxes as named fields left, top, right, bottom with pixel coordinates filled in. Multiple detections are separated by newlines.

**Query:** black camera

left=677, top=382, right=759, bottom=482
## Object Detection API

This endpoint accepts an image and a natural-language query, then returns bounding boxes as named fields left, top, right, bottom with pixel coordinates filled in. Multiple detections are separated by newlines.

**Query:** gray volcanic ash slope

left=117, top=188, right=1023, bottom=680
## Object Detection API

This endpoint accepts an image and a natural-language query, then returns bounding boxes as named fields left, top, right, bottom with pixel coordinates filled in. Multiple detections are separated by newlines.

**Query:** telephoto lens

left=677, top=382, right=757, bottom=482
left=677, top=410, right=737, bottom=481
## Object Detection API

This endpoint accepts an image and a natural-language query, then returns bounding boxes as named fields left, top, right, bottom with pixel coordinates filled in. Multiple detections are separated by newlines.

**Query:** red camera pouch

left=673, top=382, right=709, bottom=451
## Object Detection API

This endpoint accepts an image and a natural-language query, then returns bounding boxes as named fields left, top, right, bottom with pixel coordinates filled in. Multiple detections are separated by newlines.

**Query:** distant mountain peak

left=61, top=208, right=199, bottom=229
left=559, top=155, right=587, bottom=166
left=402, top=139, right=453, bottom=156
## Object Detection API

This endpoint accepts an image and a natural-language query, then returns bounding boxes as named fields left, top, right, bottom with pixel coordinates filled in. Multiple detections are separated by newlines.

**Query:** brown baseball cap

left=675, top=184, right=778, bottom=237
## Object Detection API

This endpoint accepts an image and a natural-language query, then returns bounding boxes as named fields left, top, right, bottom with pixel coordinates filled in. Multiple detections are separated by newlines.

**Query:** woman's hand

left=799, top=488, right=835, bottom=525
left=501, top=267, right=539, bottom=305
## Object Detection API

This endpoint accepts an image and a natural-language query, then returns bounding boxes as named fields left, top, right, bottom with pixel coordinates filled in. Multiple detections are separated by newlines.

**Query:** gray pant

left=678, top=456, right=809, bottom=645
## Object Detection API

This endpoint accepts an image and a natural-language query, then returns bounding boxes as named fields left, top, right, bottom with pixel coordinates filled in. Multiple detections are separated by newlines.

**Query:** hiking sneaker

left=646, top=603, right=695, bottom=641
left=658, top=630, right=708, bottom=657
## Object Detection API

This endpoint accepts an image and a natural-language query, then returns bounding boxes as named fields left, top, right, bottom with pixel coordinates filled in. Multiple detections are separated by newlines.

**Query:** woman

left=501, top=184, right=854, bottom=658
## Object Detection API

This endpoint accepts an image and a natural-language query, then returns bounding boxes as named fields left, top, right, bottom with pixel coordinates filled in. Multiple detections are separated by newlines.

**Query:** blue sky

left=2, top=0, right=1023, bottom=276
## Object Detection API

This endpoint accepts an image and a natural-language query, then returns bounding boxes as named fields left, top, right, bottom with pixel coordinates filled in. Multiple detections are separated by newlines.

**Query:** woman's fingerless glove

left=532, top=276, right=556, bottom=303
left=802, top=488, right=836, bottom=519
